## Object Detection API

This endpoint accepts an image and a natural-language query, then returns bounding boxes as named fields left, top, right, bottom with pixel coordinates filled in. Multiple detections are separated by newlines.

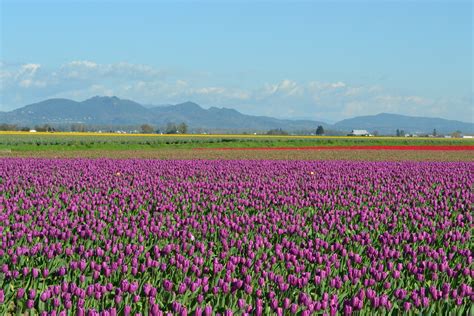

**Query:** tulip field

left=1, top=158, right=473, bottom=315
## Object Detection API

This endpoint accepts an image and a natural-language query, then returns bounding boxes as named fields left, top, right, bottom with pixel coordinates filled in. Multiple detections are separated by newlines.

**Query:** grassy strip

left=1, top=134, right=473, bottom=152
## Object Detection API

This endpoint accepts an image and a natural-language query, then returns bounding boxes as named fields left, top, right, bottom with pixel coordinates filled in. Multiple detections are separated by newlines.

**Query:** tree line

left=0, top=123, right=56, bottom=132
left=140, top=122, right=188, bottom=134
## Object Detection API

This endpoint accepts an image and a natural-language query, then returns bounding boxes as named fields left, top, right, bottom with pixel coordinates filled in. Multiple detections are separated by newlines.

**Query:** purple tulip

left=204, top=305, right=212, bottom=316
left=123, top=305, right=132, bottom=316
left=26, top=299, right=34, bottom=309
left=28, top=289, right=36, bottom=299
left=17, top=288, right=25, bottom=299
left=290, top=304, right=298, bottom=314
left=163, top=280, right=173, bottom=292
left=403, top=302, right=411, bottom=311
left=194, top=307, right=203, bottom=316
left=197, top=294, right=204, bottom=304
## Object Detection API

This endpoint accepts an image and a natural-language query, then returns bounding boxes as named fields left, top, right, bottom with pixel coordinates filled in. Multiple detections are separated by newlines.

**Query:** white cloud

left=58, top=60, right=161, bottom=80
left=0, top=60, right=472, bottom=122
left=330, top=81, right=346, bottom=89
left=260, top=79, right=304, bottom=98
left=194, top=87, right=226, bottom=95
left=68, top=60, right=98, bottom=68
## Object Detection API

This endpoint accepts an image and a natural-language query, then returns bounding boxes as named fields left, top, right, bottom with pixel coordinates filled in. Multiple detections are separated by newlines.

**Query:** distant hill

left=149, top=102, right=324, bottom=131
left=333, top=113, right=474, bottom=135
left=0, top=97, right=326, bottom=132
left=1, top=96, right=472, bottom=134
left=0, top=96, right=150, bottom=126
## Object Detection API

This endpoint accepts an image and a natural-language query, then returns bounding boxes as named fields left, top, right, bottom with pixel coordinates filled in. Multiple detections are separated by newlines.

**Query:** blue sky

left=1, top=0, right=472, bottom=122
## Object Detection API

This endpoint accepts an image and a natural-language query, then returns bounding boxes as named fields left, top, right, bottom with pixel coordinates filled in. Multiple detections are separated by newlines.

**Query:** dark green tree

left=35, top=124, right=53, bottom=132
left=266, top=128, right=288, bottom=135
left=0, top=124, right=17, bottom=131
left=165, top=123, right=177, bottom=134
left=140, top=124, right=155, bottom=134
left=177, top=122, right=188, bottom=134
left=71, top=124, right=86, bottom=132
left=316, top=125, right=325, bottom=135
left=451, top=131, right=462, bottom=138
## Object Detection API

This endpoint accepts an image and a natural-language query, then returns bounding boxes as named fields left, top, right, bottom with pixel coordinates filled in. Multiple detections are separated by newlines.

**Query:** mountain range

left=1, top=96, right=473, bottom=134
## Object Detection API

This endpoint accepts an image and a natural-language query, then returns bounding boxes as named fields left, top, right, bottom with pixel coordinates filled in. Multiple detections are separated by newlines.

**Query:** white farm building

left=347, top=129, right=372, bottom=136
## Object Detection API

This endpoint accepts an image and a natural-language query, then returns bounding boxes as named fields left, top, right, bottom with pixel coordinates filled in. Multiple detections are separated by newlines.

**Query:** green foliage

left=266, top=128, right=289, bottom=135
left=140, top=124, right=155, bottom=134
left=316, top=125, right=325, bottom=135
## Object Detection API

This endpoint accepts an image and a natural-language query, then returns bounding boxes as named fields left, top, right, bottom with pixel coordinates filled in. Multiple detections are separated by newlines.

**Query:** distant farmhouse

left=347, top=129, right=372, bottom=136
